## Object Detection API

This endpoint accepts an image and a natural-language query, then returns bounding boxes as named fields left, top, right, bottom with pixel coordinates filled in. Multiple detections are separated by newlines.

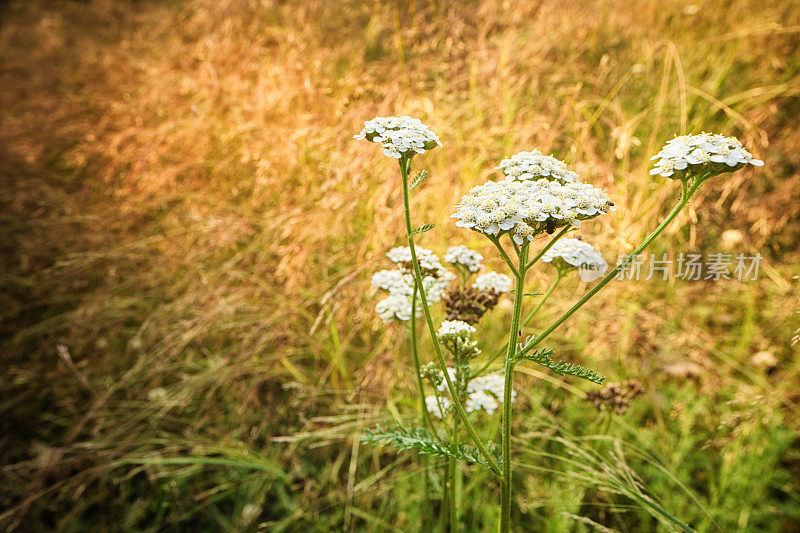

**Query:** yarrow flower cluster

left=451, top=179, right=615, bottom=244
left=472, top=271, right=513, bottom=294
left=371, top=247, right=455, bottom=322
left=386, top=246, right=449, bottom=275
left=425, top=395, right=452, bottom=419
left=443, top=245, right=484, bottom=272
left=496, top=149, right=579, bottom=183
left=437, top=320, right=480, bottom=359
left=541, top=238, right=608, bottom=282
left=374, top=293, right=414, bottom=322
left=649, top=133, right=763, bottom=179
left=437, top=320, right=477, bottom=339
left=353, top=116, right=442, bottom=159
left=428, top=370, right=515, bottom=417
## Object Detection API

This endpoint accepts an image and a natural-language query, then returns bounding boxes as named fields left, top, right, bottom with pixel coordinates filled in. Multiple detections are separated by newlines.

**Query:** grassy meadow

left=1, top=0, right=799, bottom=530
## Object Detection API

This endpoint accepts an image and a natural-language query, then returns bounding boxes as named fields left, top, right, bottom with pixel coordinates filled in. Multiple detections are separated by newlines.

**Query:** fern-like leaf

left=409, top=223, right=434, bottom=235
left=361, top=425, right=499, bottom=469
left=409, top=169, right=428, bottom=190
left=515, top=339, right=606, bottom=385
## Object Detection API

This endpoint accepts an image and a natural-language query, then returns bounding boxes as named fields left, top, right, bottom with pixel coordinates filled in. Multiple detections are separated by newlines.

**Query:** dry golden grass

left=1, top=0, right=799, bottom=530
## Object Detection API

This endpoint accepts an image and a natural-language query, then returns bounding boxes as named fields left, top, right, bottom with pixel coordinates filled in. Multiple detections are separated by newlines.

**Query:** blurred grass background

left=1, top=0, right=799, bottom=531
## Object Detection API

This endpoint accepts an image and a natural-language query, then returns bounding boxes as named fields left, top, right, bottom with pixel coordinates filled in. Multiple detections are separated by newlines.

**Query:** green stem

left=520, top=180, right=694, bottom=358
left=449, top=414, right=460, bottom=531
left=399, top=157, right=501, bottom=477
left=410, top=287, right=434, bottom=522
left=488, top=236, right=519, bottom=278
left=411, top=287, right=434, bottom=431
left=475, top=272, right=562, bottom=375
left=500, top=243, right=529, bottom=533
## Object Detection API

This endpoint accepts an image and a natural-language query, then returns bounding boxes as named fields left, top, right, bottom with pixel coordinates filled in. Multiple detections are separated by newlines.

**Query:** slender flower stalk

left=499, top=242, right=529, bottom=531
left=399, top=157, right=502, bottom=477
left=410, top=287, right=434, bottom=431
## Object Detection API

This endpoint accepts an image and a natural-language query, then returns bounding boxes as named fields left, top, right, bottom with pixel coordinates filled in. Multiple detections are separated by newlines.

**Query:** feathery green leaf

left=361, top=425, right=500, bottom=470
left=409, top=169, right=428, bottom=190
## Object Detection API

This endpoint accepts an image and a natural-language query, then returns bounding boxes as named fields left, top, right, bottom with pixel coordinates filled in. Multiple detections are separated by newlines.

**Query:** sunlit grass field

left=1, top=0, right=799, bottom=530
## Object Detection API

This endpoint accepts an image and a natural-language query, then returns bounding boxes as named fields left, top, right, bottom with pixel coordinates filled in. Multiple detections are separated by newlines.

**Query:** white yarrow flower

left=473, top=271, right=513, bottom=294
left=372, top=246, right=455, bottom=322
left=375, top=293, right=414, bottom=322
left=650, top=133, right=763, bottom=179
left=468, top=373, right=516, bottom=403
left=354, top=116, right=441, bottom=159
left=451, top=179, right=615, bottom=244
left=541, top=238, right=608, bottom=282
left=443, top=245, right=484, bottom=272
left=432, top=370, right=514, bottom=416
left=437, top=320, right=476, bottom=339
left=496, top=149, right=579, bottom=183
left=425, top=395, right=451, bottom=419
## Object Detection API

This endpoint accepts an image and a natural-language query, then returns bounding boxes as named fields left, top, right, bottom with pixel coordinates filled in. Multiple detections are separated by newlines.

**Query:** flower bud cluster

left=649, top=133, right=763, bottom=179
left=437, top=320, right=480, bottom=360
left=540, top=238, right=608, bottom=282
left=353, top=116, right=441, bottom=159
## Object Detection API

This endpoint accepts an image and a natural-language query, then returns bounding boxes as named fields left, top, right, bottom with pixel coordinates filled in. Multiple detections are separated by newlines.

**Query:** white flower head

left=443, top=245, right=484, bottom=272
left=541, top=238, right=608, bottom=282
left=431, top=369, right=514, bottom=416
left=465, top=390, right=499, bottom=415
left=451, top=179, right=615, bottom=244
left=374, top=293, right=414, bottom=322
left=370, top=269, right=411, bottom=295
left=465, top=373, right=515, bottom=415
left=386, top=246, right=447, bottom=274
left=437, top=320, right=476, bottom=339
left=425, top=395, right=451, bottom=419
left=473, top=271, right=513, bottom=294
left=650, top=133, right=763, bottom=180
left=372, top=247, right=455, bottom=322
left=354, top=116, right=441, bottom=159
left=496, top=150, right=579, bottom=184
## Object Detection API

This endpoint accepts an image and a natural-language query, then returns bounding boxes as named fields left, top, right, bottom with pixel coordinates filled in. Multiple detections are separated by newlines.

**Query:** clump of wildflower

left=443, top=245, right=484, bottom=273
left=473, top=271, right=513, bottom=294
left=650, top=133, right=763, bottom=180
left=425, top=395, right=451, bottom=419
left=354, top=116, right=441, bottom=159
left=584, top=380, right=644, bottom=414
left=496, top=149, right=579, bottom=183
left=541, top=238, right=608, bottom=282
left=451, top=179, right=614, bottom=244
